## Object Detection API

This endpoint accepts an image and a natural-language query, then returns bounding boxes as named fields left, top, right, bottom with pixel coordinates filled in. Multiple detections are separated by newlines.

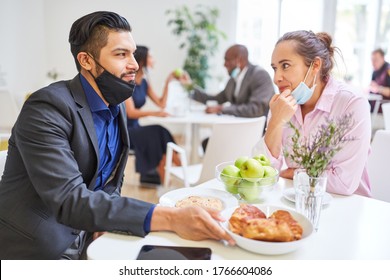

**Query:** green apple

left=253, top=154, right=271, bottom=166
left=220, top=164, right=240, bottom=194
left=238, top=180, right=261, bottom=201
left=174, top=68, right=183, bottom=78
left=234, top=156, right=249, bottom=169
left=239, top=179, right=256, bottom=188
left=264, top=166, right=277, bottom=177
left=225, top=184, right=239, bottom=194
left=239, top=158, right=264, bottom=182
left=259, top=165, right=278, bottom=186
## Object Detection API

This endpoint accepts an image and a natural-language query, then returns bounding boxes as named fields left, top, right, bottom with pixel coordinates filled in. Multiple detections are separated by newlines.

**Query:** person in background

left=125, top=46, right=180, bottom=185
left=264, top=30, right=371, bottom=197
left=182, top=44, right=274, bottom=118
left=180, top=44, right=274, bottom=150
left=369, top=48, right=390, bottom=112
left=0, top=11, right=234, bottom=260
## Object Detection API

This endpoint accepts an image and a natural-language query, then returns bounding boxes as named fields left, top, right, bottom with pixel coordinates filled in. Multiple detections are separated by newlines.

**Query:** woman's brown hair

left=276, top=30, right=338, bottom=83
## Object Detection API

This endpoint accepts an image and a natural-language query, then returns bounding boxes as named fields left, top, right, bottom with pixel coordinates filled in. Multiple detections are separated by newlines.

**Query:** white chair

left=0, top=150, right=7, bottom=178
left=381, top=102, right=390, bottom=130
left=164, top=116, right=266, bottom=188
left=368, top=129, right=390, bottom=203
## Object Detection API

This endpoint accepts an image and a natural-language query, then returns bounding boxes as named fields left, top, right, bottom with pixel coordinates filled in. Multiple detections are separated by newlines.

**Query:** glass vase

left=293, top=169, right=327, bottom=231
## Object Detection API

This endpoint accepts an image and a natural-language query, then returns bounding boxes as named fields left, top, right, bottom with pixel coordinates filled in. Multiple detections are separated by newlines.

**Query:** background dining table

left=87, top=177, right=390, bottom=260
left=142, top=106, right=256, bottom=164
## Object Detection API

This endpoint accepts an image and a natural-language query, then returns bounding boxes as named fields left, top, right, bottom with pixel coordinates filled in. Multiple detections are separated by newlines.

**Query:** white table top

left=87, top=178, right=390, bottom=260
left=144, top=110, right=253, bottom=125
left=367, top=93, right=383, bottom=101
left=143, top=110, right=254, bottom=163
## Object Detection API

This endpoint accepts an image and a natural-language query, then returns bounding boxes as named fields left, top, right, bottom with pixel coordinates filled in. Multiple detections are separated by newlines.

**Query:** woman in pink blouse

left=264, top=30, right=371, bottom=197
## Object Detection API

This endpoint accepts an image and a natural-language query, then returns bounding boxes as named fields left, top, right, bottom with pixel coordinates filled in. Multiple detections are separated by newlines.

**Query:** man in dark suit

left=181, top=44, right=274, bottom=150
left=184, top=44, right=274, bottom=118
left=0, top=11, right=233, bottom=260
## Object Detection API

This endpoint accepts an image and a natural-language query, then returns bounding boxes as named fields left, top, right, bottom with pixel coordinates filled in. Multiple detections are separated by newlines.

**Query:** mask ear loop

left=303, top=62, right=317, bottom=88
left=311, top=73, right=318, bottom=89
left=86, top=53, right=108, bottom=80
left=87, top=53, right=107, bottom=71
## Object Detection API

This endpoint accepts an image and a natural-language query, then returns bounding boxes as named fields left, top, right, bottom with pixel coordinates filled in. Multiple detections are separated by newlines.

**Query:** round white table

left=87, top=178, right=390, bottom=260
left=143, top=110, right=254, bottom=163
left=368, top=93, right=386, bottom=124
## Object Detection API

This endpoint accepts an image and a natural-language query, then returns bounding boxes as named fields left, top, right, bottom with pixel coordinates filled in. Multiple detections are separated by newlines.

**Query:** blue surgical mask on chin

left=230, top=67, right=240, bottom=79
left=291, top=63, right=317, bottom=105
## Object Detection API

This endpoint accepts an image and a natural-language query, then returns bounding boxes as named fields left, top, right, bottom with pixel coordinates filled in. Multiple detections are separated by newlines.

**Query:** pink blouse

left=265, top=77, right=372, bottom=197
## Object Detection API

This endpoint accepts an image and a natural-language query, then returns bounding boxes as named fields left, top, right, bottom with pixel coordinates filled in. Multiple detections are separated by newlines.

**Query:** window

left=334, top=0, right=380, bottom=88
left=236, top=0, right=323, bottom=78
left=235, top=0, right=279, bottom=74
left=236, top=0, right=390, bottom=90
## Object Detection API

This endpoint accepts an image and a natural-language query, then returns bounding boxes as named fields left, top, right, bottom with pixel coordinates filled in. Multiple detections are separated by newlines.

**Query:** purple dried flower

left=284, top=113, right=355, bottom=178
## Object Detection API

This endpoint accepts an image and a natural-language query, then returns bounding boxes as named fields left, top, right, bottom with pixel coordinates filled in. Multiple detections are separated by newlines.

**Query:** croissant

left=228, top=205, right=303, bottom=242
left=242, top=218, right=295, bottom=242
left=270, top=210, right=303, bottom=240
left=229, top=204, right=266, bottom=235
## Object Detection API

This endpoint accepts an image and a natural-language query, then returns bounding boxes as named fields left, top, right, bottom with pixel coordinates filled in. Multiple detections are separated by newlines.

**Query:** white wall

left=0, top=0, right=46, bottom=106
left=0, top=0, right=237, bottom=106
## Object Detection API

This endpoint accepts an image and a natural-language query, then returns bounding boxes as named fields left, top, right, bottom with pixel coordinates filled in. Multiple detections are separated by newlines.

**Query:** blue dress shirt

left=80, top=74, right=154, bottom=233
left=80, top=74, right=122, bottom=191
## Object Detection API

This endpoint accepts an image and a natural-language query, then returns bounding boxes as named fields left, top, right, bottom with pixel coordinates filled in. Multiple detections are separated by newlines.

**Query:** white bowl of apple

left=215, top=155, right=279, bottom=202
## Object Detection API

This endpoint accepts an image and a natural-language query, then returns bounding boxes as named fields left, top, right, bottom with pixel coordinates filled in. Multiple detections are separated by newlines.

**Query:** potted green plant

left=166, top=5, right=226, bottom=89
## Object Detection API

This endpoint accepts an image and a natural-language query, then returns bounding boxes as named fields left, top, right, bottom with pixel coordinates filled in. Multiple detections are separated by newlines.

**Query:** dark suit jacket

left=193, top=64, right=274, bottom=117
left=0, top=74, right=153, bottom=259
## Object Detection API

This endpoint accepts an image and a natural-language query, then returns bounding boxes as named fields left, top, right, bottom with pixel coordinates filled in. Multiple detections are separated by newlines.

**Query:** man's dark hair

left=68, top=11, right=131, bottom=71
left=372, top=48, right=385, bottom=57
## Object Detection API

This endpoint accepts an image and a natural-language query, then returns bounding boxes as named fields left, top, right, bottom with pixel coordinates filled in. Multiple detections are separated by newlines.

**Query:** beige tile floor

left=121, top=155, right=184, bottom=204
left=121, top=134, right=186, bottom=204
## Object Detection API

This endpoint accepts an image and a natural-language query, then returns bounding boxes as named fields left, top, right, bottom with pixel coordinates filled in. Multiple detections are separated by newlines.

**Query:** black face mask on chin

left=88, top=57, right=135, bottom=106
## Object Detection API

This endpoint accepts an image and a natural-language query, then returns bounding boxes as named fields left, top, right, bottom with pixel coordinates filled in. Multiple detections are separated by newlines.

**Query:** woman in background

left=125, top=45, right=180, bottom=185
left=264, top=30, right=371, bottom=196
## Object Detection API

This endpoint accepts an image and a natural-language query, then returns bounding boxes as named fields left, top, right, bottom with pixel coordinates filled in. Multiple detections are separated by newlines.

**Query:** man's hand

left=370, top=81, right=390, bottom=97
left=92, top=232, right=106, bottom=240
left=177, top=71, right=194, bottom=89
left=151, top=206, right=235, bottom=245
left=205, top=105, right=223, bottom=114
left=370, top=81, right=380, bottom=94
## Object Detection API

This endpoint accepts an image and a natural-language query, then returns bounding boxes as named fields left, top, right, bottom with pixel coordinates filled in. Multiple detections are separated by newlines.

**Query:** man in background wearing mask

left=0, top=11, right=233, bottom=260
left=182, top=44, right=274, bottom=117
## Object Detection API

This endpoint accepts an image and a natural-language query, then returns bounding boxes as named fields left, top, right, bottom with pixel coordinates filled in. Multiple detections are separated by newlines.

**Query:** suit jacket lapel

left=68, top=74, right=100, bottom=189
left=118, top=103, right=130, bottom=150
left=67, top=75, right=130, bottom=193
left=115, top=103, right=130, bottom=185
left=235, top=64, right=254, bottom=102
left=226, top=78, right=236, bottom=102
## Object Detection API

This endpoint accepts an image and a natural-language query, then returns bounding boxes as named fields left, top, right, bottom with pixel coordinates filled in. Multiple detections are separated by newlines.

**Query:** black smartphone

left=136, top=245, right=212, bottom=260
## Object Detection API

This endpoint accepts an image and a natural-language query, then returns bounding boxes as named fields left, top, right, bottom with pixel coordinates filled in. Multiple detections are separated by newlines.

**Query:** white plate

left=159, top=187, right=238, bottom=210
left=283, top=188, right=333, bottom=205
left=220, top=204, right=314, bottom=255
